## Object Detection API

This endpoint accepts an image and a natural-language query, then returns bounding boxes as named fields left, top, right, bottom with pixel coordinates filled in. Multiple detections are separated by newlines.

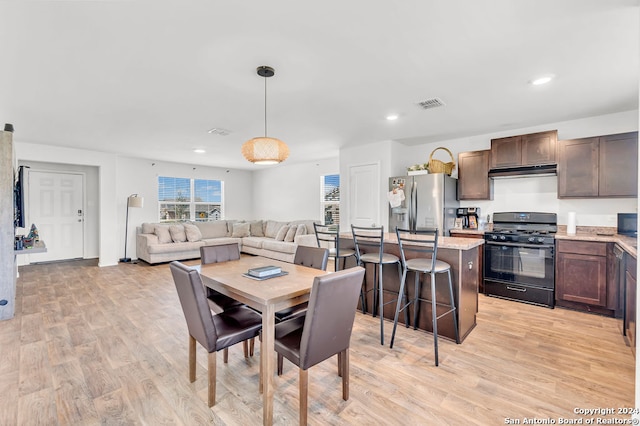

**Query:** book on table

left=248, top=265, right=282, bottom=278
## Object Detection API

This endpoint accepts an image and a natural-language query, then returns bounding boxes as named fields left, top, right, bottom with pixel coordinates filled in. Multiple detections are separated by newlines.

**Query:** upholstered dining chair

left=274, top=245, right=329, bottom=324
left=170, top=261, right=262, bottom=407
left=200, top=244, right=244, bottom=314
left=274, top=266, right=366, bottom=425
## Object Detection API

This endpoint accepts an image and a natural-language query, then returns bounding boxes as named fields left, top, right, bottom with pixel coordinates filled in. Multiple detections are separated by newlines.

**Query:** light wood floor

left=2, top=258, right=634, bottom=425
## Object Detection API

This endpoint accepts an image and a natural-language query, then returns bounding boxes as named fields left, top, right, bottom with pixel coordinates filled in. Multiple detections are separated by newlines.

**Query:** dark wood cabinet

left=449, top=231, right=484, bottom=292
left=490, top=130, right=557, bottom=169
left=599, top=132, right=638, bottom=197
left=557, top=132, right=638, bottom=198
left=556, top=240, right=615, bottom=315
left=458, top=150, right=492, bottom=200
left=625, top=254, right=636, bottom=355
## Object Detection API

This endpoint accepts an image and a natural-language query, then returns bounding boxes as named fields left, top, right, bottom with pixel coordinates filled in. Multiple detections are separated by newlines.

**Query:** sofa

left=136, top=219, right=318, bottom=265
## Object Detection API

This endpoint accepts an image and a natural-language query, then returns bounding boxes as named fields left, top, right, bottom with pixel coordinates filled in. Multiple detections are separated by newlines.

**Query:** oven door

left=484, top=241, right=555, bottom=288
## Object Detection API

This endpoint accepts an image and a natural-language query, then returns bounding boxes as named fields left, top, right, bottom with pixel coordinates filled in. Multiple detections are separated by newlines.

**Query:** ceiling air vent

left=207, top=127, right=231, bottom=136
left=416, top=97, right=445, bottom=110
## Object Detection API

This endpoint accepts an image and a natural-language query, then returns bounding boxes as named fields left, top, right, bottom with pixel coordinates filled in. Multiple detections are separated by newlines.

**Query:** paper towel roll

left=567, top=212, right=576, bottom=235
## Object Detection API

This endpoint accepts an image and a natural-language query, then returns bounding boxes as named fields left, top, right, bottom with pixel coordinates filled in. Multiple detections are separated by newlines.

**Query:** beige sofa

left=136, top=219, right=318, bottom=265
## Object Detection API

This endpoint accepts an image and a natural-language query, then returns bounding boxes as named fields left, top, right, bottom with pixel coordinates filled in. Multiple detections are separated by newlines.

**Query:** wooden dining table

left=199, top=256, right=329, bottom=426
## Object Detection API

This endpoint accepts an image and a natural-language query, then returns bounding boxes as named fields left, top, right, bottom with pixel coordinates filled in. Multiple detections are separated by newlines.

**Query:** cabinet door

left=490, top=136, right=521, bottom=168
left=458, top=150, right=492, bottom=200
left=625, top=255, right=636, bottom=353
left=521, top=130, right=557, bottom=166
left=599, top=132, right=638, bottom=197
left=557, top=137, right=599, bottom=198
left=556, top=252, right=607, bottom=306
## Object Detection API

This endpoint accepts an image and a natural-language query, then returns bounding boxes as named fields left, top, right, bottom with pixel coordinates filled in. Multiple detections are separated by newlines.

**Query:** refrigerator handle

left=411, top=179, right=417, bottom=231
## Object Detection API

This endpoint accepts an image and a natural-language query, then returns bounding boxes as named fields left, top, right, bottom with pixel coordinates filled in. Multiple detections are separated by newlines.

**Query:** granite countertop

left=449, top=228, right=486, bottom=236
left=340, top=232, right=484, bottom=250
left=555, top=226, right=637, bottom=258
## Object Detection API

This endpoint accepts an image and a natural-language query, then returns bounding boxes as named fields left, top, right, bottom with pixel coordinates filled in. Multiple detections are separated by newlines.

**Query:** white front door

left=348, top=162, right=380, bottom=228
left=27, top=171, right=84, bottom=262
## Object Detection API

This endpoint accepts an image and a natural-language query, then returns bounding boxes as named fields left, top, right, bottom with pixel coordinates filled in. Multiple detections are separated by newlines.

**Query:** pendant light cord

left=264, top=75, right=268, bottom=137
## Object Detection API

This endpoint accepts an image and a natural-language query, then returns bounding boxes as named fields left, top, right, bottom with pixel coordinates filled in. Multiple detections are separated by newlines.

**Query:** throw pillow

left=169, top=224, right=187, bottom=243
left=232, top=222, right=250, bottom=238
left=284, top=225, right=297, bottom=242
left=183, top=223, right=202, bottom=242
left=154, top=225, right=172, bottom=244
left=265, top=220, right=287, bottom=238
left=294, top=223, right=307, bottom=239
left=275, top=225, right=289, bottom=241
left=141, top=222, right=155, bottom=234
left=250, top=220, right=264, bottom=237
left=197, top=221, right=229, bottom=239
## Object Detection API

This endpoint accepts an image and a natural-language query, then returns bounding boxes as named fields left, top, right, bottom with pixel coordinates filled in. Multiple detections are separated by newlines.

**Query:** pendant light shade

left=242, top=66, right=289, bottom=164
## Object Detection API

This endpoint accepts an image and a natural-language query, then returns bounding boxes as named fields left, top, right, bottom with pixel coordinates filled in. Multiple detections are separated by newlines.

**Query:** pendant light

left=241, top=66, right=289, bottom=165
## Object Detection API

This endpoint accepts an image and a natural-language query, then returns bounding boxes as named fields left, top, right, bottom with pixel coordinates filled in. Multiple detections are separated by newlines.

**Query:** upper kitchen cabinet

left=558, top=131, right=638, bottom=198
left=490, top=130, right=557, bottom=169
left=458, top=150, right=493, bottom=200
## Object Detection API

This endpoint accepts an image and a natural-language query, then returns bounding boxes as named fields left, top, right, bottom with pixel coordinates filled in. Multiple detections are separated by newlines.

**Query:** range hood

left=488, top=164, right=557, bottom=179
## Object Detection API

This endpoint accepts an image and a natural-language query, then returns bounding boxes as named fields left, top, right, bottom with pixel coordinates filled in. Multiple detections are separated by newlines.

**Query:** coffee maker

left=456, top=207, right=480, bottom=229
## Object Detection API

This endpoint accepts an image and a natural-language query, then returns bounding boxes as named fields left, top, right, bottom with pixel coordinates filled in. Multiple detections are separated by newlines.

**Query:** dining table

left=199, top=255, right=329, bottom=426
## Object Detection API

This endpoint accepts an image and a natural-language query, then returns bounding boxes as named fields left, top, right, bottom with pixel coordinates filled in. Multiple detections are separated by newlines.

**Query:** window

left=321, top=174, right=340, bottom=225
left=158, top=176, right=223, bottom=222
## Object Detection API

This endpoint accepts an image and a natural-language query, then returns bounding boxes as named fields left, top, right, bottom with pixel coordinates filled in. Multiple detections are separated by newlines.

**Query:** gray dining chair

left=274, top=266, right=365, bottom=425
left=274, top=245, right=329, bottom=324
left=200, top=244, right=244, bottom=314
left=170, top=261, right=262, bottom=407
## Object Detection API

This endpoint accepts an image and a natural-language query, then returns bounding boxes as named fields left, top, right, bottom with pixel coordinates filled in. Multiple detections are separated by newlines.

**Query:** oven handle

left=485, top=241, right=555, bottom=250
left=506, top=286, right=527, bottom=292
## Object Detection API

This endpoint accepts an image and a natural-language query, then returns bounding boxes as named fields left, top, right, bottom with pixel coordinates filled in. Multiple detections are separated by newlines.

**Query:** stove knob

left=527, top=237, right=535, bottom=243
left=499, top=235, right=506, bottom=241
left=491, top=235, right=498, bottom=240
left=537, top=237, right=545, bottom=243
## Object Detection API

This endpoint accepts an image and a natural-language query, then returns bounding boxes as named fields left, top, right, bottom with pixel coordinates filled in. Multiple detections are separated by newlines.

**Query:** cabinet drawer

left=557, top=240, right=606, bottom=256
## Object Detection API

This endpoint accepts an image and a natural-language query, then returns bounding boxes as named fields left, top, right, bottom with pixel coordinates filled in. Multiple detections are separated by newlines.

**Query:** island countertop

left=340, top=232, right=484, bottom=250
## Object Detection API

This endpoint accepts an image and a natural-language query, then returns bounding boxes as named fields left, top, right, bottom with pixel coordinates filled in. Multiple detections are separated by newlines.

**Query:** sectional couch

left=136, top=219, right=318, bottom=265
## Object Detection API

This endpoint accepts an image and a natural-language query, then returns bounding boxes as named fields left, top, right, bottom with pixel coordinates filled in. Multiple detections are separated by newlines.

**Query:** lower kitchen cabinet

left=625, top=254, right=636, bottom=355
left=555, top=240, right=616, bottom=315
left=449, top=231, right=484, bottom=291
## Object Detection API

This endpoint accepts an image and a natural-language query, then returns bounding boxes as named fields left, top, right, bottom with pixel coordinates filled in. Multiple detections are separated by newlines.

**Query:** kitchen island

left=340, top=233, right=483, bottom=343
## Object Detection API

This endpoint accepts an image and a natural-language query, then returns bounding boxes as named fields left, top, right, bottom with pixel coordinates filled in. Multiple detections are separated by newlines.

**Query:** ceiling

left=1, top=0, right=638, bottom=170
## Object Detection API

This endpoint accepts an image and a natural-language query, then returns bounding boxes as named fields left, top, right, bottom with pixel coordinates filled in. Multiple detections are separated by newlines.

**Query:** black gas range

left=484, top=212, right=557, bottom=308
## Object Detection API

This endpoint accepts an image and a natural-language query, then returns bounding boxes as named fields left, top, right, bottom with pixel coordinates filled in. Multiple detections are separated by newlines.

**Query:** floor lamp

left=120, top=194, right=144, bottom=263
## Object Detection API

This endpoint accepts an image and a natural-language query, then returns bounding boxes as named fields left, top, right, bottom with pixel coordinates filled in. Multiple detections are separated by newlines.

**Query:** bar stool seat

left=351, top=225, right=407, bottom=346
left=390, top=227, right=459, bottom=367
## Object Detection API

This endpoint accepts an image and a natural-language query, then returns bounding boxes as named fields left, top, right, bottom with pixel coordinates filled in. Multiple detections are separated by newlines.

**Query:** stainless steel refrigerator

left=388, top=174, right=459, bottom=235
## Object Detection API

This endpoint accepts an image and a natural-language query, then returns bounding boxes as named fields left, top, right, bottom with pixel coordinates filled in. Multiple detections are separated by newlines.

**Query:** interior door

left=348, top=162, right=380, bottom=227
left=27, top=171, right=84, bottom=262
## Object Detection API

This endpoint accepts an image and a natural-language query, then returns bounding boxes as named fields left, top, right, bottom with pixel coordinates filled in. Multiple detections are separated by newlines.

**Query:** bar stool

left=390, top=227, right=459, bottom=366
left=313, top=223, right=356, bottom=271
left=351, top=225, right=406, bottom=345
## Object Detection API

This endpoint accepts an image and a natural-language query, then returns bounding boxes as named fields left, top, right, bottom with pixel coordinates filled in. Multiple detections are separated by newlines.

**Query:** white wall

left=16, top=160, right=100, bottom=263
left=116, top=156, right=254, bottom=261
left=341, top=110, right=639, bottom=230
left=252, top=157, right=339, bottom=221
left=15, top=142, right=118, bottom=266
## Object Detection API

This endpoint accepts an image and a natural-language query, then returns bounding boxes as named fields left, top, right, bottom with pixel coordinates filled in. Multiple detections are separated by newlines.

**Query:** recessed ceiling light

left=531, top=75, right=553, bottom=85
left=386, top=114, right=399, bottom=121
left=193, top=149, right=206, bottom=154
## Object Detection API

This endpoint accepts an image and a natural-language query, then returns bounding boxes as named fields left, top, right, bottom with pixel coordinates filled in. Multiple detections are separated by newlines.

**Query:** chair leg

left=223, top=347, right=229, bottom=364
left=342, top=349, right=350, bottom=401
left=259, top=340, right=263, bottom=394
left=447, top=269, right=460, bottom=344
left=431, top=271, right=439, bottom=367
left=414, top=272, right=421, bottom=330
left=208, top=351, right=216, bottom=407
left=250, top=337, right=255, bottom=356
left=243, top=340, right=249, bottom=358
left=299, top=368, right=309, bottom=426
left=398, top=262, right=408, bottom=328
left=372, top=263, right=378, bottom=318
left=390, top=267, right=408, bottom=349
left=188, top=335, right=196, bottom=383
left=277, top=354, right=284, bottom=376
left=337, top=351, right=342, bottom=377
left=359, top=262, right=367, bottom=313
left=378, top=263, right=384, bottom=345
